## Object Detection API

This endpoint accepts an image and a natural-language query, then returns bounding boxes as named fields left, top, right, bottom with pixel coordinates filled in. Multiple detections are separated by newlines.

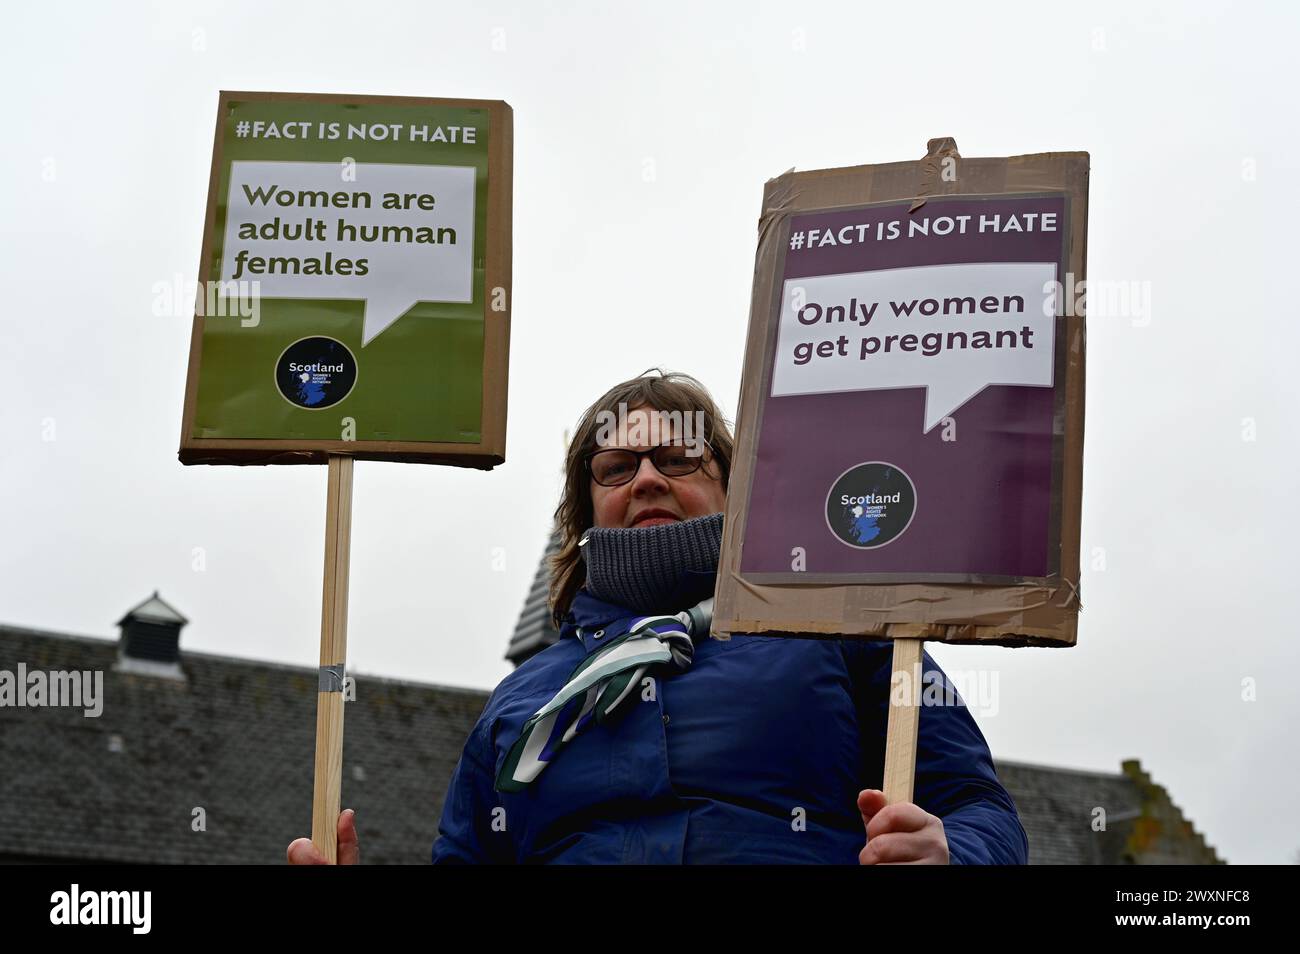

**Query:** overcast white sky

left=2, top=1, right=1297, bottom=864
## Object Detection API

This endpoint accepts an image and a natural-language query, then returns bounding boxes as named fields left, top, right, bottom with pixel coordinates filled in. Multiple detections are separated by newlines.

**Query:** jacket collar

left=560, top=570, right=718, bottom=655
left=560, top=588, right=633, bottom=655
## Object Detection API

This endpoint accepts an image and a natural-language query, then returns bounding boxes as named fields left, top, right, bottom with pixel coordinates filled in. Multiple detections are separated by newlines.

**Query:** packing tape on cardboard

left=909, top=136, right=961, bottom=213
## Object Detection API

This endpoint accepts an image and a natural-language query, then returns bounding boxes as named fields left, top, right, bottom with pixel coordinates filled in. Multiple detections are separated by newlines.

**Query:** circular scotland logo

left=825, top=461, right=917, bottom=549
left=275, top=337, right=357, bottom=409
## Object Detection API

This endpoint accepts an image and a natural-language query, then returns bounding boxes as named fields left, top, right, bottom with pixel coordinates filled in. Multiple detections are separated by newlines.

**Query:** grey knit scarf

left=494, top=513, right=723, bottom=792
left=582, top=512, right=724, bottom=615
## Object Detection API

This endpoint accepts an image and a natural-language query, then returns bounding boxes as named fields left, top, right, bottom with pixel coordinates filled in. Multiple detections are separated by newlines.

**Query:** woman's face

left=589, top=405, right=727, bottom=529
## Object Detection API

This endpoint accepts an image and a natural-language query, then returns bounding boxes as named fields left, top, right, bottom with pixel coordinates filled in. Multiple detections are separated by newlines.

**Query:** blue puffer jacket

left=431, top=582, right=1029, bottom=864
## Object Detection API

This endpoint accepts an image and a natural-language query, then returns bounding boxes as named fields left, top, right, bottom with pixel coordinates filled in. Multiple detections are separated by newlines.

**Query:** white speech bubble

left=772, top=262, right=1057, bottom=432
left=221, top=160, right=476, bottom=345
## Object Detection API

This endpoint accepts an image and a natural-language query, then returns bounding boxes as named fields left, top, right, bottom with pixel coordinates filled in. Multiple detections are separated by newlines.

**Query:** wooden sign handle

left=882, top=637, right=923, bottom=804
left=311, top=455, right=354, bottom=863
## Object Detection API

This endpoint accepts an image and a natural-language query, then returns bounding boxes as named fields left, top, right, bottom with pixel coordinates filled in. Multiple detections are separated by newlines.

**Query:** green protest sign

left=177, top=91, right=513, bottom=863
left=179, top=91, right=512, bottom=467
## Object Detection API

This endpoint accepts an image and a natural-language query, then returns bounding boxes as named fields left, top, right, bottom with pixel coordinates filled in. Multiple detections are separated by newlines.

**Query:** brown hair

left=548, top=369, right=734, bottom=628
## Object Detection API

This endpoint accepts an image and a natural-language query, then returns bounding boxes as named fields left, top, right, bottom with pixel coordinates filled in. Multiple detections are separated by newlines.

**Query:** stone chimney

left=115, top=591, right=188, bottom=678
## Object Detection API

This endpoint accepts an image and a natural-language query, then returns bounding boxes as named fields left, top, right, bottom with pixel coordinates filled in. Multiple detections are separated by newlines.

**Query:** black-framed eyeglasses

left=585, top=442, right=712, bottom=487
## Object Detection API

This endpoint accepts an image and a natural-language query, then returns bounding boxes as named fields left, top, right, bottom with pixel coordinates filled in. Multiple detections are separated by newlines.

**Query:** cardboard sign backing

left=714, top=140, right=1088, bottom=646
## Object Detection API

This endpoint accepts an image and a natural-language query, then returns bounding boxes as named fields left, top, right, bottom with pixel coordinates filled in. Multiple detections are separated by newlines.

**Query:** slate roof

left=996, top=758, right=1223, bottom=864
left=995, top=759, right=1141, bottom=864
left=0, top=622, right=488, bottom=864
left=1, top=604, right=1225, bottom=864
left=505, top=528, right=563, bottom=665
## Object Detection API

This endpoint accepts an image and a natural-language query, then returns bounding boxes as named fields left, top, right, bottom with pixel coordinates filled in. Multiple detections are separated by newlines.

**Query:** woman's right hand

left=287, top=808, right=360, bottom=864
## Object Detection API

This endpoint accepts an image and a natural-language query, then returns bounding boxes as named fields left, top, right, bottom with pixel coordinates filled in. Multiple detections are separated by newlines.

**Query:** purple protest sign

left=739, top=194, right=1069, bottom=583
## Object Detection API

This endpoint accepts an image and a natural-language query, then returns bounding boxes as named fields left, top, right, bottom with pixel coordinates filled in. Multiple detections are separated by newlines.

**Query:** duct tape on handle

left=319, top=663, right=346, bottom=693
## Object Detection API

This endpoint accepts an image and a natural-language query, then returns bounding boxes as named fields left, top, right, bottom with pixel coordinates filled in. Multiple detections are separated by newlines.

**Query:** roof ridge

left=992, top=756, right=1125, bottom=780
left=0, top=621, right=493, bottom=696
left=0, top=623, right=116, bottom=645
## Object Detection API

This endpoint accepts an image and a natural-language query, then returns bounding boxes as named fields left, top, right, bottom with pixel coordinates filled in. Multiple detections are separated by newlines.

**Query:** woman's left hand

left=856, top=789, right=950, bottom=864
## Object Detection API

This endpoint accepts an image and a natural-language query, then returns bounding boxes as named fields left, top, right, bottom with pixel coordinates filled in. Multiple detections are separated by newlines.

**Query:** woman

left=290, top=370, right=1028, bottom=864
